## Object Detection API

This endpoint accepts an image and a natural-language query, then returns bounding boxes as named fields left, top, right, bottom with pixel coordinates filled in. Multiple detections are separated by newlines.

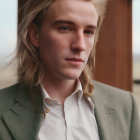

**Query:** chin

left=60, top=71, right=82, bottom=80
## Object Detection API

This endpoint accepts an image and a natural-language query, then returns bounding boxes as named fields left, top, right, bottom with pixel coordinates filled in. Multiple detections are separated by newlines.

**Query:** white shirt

left=39, top=80, right=100, bottom=140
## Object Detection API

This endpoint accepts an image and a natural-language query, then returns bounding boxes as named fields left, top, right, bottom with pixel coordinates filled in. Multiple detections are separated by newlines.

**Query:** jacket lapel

left=2, top=84, right=43, bottom=140
left=2, top=103, right=42, bottom=140
left=91, top=83, right=118, bottom=140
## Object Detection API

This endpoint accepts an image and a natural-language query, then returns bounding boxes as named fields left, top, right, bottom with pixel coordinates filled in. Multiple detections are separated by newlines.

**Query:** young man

left=0, top=0, right=140, bottom=140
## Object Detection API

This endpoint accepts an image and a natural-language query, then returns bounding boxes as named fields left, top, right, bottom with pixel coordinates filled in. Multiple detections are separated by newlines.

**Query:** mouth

left=65, top=57, right=84, bottom=66
left=65, top=57, right=84, bottom=62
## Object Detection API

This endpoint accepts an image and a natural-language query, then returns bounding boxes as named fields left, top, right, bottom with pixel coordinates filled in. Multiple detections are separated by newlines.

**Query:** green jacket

left=0, top=81, right=140, bottom=140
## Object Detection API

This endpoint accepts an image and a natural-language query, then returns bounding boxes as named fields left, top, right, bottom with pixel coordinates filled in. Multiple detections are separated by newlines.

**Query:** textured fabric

left=0, top=81, right=140, bottom=140
left=39, top=80, right=99, bottom=140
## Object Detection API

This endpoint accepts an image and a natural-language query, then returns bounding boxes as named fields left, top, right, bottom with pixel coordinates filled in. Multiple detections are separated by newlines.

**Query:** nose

left=71, top=31, right=86, bottom=52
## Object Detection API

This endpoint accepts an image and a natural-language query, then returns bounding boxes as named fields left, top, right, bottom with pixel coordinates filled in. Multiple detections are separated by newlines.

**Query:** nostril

left=71, top=43, right=86, bottom=51
left=71, top=41, right=86, bottom=51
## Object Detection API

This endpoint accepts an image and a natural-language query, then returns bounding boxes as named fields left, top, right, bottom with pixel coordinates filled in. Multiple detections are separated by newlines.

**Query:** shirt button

left=46, top=108, right=50, bottom=113
left=45, top=98, right=51, bottom=103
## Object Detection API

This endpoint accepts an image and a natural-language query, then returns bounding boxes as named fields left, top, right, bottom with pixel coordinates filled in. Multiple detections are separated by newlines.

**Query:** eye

left=58, top=26, right=68, bottom=30
left=58, top=26, right=72, bottom=32
left=84, top=29, right=94, bottom=36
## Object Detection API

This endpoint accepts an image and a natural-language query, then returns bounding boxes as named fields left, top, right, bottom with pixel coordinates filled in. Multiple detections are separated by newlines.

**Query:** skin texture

left=29, top=0, right=98, bottom=103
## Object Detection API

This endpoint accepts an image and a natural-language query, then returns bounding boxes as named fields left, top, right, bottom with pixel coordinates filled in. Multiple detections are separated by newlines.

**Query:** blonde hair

left=17, top=0, right=108, bottom=98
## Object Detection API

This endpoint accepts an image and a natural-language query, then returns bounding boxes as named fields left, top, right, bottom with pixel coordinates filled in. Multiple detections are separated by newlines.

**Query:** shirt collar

left=76, top=80, right=94, bottom=112
left=41, top=79, right=83, bottom=102
left=41, top=84, right=58, bottom=105
left=41, top=79, right=94, bottom=110
left=75, top=79, right=84, bottom=104
left=41, top=84, right=50, bottom=99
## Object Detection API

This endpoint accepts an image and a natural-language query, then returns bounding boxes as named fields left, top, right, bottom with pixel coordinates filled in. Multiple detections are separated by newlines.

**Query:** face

left=30, top=0, right=98, bottom=81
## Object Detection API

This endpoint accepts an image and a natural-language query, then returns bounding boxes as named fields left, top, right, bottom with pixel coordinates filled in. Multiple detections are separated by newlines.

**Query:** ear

left=28, top=23, right=39, bottom=47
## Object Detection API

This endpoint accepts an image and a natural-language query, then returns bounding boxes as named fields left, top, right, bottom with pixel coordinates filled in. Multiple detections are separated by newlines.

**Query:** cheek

left=85, top=39, right=94, bottom=56
left=39, top=36, right=58, bottom=55
left=38, top=33, right=70, bottom=64
left=40, top=31, right=69, bottom=52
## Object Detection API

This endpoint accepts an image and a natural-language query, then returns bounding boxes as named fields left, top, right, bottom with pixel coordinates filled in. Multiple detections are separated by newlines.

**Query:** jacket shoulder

left=93, top=80, right=134, bottom=109
left=0, top=83, right=20, bottom=115
left=93, top=80, right=131, bottom=96
left=93, top=81, right=140, bottom=139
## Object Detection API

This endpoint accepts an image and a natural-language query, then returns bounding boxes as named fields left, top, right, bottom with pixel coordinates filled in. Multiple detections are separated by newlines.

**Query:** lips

left=65, top=57, right=84, bottom=66
left=65, top=57, right=84, bottom=62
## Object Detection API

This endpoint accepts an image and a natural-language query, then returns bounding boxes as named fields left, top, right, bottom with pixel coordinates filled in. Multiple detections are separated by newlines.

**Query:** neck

left=42, top=76, right=77, bottom=104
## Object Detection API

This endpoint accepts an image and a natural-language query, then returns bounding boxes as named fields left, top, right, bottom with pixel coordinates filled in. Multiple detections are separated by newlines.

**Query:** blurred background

left=0, top=0, right=140, bottom=111
left=133, top=0, right=140, bottom=112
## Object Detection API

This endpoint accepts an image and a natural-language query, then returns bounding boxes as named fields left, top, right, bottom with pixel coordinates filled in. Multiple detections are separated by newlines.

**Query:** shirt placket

left=64, top=95, right=75, bottom=140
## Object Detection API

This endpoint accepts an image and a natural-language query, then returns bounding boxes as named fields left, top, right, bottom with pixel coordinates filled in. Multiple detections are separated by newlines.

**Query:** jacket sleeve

left=130, top=94, right=140, bottom=140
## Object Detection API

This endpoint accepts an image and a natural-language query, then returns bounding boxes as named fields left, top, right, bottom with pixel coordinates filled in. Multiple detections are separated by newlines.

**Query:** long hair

left=17, top=0, right=108, bottom=98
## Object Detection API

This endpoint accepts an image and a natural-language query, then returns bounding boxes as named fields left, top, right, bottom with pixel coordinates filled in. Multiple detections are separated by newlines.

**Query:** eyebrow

left=52, top=20, right=97, bottom=29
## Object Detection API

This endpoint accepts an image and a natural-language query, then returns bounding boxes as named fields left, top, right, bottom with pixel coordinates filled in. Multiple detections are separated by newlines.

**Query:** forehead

left=44, top=0, right=98, bottom=27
